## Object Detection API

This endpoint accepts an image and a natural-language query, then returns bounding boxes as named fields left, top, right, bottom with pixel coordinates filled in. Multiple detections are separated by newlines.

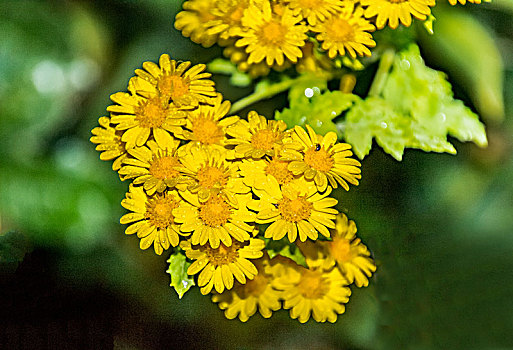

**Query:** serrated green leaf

left=344, top=44, right=487, bottom=160
left=277, top=90, right=358, bottom=135
left=166, top=251, right=195, bottom=299
left=266, top=239, right=307, bottom=267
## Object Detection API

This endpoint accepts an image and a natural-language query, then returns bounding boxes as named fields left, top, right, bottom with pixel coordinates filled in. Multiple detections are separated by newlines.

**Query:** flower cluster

left=90, top=53, right=375, bottom=322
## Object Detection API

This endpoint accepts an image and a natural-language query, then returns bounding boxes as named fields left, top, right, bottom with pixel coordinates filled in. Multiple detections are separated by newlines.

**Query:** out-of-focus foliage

left=266, top=238, right=307, bottom=267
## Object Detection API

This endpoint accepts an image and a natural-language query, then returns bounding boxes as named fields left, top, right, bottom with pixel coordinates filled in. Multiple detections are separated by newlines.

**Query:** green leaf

left=166, top=251, right=195, bottom=299
left=276, top=88, right=358, bottom=135
left=266, top=239, right=307, bottom=267
left=344, top=44, right=487, bottom=161
left=0, top=231, right=29, bottom=273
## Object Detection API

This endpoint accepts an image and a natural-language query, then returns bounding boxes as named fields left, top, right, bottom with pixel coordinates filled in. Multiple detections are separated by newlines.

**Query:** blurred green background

left=1, top=0, right=512, bottom=349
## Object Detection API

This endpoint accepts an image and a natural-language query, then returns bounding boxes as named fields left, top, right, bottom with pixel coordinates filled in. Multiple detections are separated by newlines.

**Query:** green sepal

left=166, top=250, right=195, bottom=299
left=207, top=58, right=252, bottom=87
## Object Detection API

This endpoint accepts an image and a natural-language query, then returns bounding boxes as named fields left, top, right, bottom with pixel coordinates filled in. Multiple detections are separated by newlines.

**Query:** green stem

left=368, top=48, right=396, bottom=97
left=229, top=78, right=296, bottom=114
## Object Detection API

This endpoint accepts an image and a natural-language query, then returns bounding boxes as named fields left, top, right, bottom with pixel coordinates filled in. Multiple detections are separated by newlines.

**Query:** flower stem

left=368, top=48, right=396, bottom=97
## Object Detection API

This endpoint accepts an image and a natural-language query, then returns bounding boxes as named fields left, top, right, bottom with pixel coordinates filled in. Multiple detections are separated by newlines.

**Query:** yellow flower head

left=223, top=45, right=273, bottom=78
left=108, top=77, right=187, bottom=149
left=361, top=0, right=435, bottom=29
left=282, top=125, right=362, bottom=192
left=90, top=116, right=128, bottom=173
left=447, top=0, right=482, bottom=5
left=119, top=138, right=188, bottom=196
left=227, top=111, right=288, bottom=159
left=234, top=2, right=308, bottom=66
left=212, top=256, right=282, bottom=321
left=285, top=0, right=345, bottom=26
left=173, top=192, right=256, bottom=248
left=312, top=5, right=376, bottom=59
left=120, top=185, right=185, bottom=255
left=176, top=94, right=239, bottom=150
left=282, top=265, right=351, bottom=323
left=181, top=238, right=265, bottom=294
left=205, top=0, right=261, bottom=40
left=250, top=179, right=338, bottom=242
left=175, top=0, right=219, bottom=47
left=179, top=146, right=249, bottom=204
left=239, top=156, right=296, bottom=192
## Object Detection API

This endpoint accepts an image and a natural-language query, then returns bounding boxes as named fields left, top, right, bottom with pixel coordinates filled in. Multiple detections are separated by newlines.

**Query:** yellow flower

left=234, top=2, right=308, bottom=66
left=119, top=138, right=188, bottom=196
left=205, top=0, right=258, bottom=40
left=173, top=192, right=256, bottom=248
left=178, top=146, right=249, bottom=204
left=447, top=0, right=482, bottom=5
left=107, top=77, right=187, bottom=149
left=90, top=116, right=128, bottom=173
left=282, top=125, right=361, bottom=192
left=134, top=54, right=217, bottom=108
left=361, top=0, right=435, bottom=29
left=282, top=266, right=351, bottom=323
left=175, top=94, right=239, bottom=150
left=226, top=111, right=288, bottom=158
left=175, top=0, right=219, bottom=47
left=250, top=179, right=338, bottom=242
left=285, top=0, right=345, bottom=25
left=181, top=238, right=265, bottom=294
left=223, top=45, right=272, bottom=78
left=120, top=185, right=185, bottom=255
left=239, top=156, right=296, bottom=191
left=325, top=214, right=376, bottom=287
left=312, top=6, right=376, bottom=59
left=211, top=256, right=282, bottom=321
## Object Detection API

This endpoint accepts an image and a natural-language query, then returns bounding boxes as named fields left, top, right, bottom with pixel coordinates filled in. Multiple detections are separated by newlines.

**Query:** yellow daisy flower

left=134, top=54, right=217, bottom=108
left=205, top=0, right=257, bottom=40
left=282, top=266, right=351, bottom=323
left=90, top=116, right=128, bottom=173
left=361, top=0, right=435, bottom=29
left=223, top=45, right=272, bottom=78
left=250, top=179, right=338, bottom=242
left=119, top=138, right=188, bottom=196
left=181, top=238, right=265, bottom=294
left=234, top=2, right=308, bottom=66
left=281, top=125, right=361, bottom=192
left=211, top=256, right=282, bottom=321
left=175, top=94, right=239, bottom=150
left=107, top=77, right=187, bottom=149
left=326, top=214, right=376, bottom=287
left=173, top=192, right=256, bottom=248
left=239, top=156, right=296, bottom=191
left=285, top=0, right=345, bottom=25
left=312, top=6, right=376, bottom=59
left=175, top=0, right=219, bottom=48
left=226, top=111, right=288, bottom=158
left=120, top=185, right=185, bottom=255
left=178, top=146, right=249, bottom=204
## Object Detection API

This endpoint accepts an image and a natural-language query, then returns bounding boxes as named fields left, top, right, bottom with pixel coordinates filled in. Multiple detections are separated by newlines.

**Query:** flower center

left=298, top=269, right=330, bottom=299
left=157, top=74, right=190, bottom=102
left=135, top=96, right=169, bottom=129
left=197, top=165, right=228, bottom=189
left=199, top=195, right=231, bottom=227
left=241, top=272, right=269, bottom=298
left=328, top=237, right=354, bottom=263
left=278, top=196, right=312, bottom=223
left=251, top=129, right=279, bottom=152
left=297, top=0, right=323, bottom=10
left=304, top=146, right=334, bottom=172
left=326, top=18, right=355, bottom=42
left=145, top=194, right=179, bottom=228
left=265, top=158, right=294, bottom=185
left=149, top=155, right=181, bottom=180
left=204, top=242, right=240, bottom=266
left=190, top=116, right=224, bottom=145
left=260, top=21, right=287, bottom=46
